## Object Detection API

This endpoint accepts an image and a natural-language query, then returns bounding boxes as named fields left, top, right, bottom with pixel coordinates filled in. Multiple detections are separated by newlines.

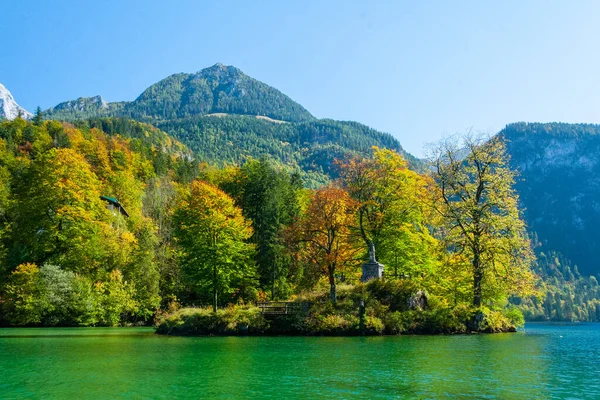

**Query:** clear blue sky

left=2, top=0, right=600, bottom=156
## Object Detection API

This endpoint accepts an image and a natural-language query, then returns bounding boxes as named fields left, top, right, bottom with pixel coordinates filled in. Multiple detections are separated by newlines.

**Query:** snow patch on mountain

left=0, top=83, right=32, bottom=120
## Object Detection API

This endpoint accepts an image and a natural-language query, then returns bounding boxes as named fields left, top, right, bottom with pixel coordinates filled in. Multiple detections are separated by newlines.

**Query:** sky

left=2, top=0, right=600, bottom=156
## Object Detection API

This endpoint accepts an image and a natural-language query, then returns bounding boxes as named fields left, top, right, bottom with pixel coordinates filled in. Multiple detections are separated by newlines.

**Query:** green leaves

left=429, top=134, right=537, bottom=307
left=173, top=180, right=256, bottom=311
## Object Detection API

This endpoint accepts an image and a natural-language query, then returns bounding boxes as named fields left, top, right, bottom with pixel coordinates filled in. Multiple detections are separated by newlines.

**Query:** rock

left=0, top=83, right=32, bottom=120
left=408, top=290, right=428, bottom=310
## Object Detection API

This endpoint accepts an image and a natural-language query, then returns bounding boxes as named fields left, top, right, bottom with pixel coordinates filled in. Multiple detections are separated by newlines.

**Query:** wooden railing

left=256, top=301, right=310, bottom=315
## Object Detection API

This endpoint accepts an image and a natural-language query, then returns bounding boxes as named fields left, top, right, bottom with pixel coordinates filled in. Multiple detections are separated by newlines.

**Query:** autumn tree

left=5, top=148, right=123, bottom=274
left=173, top=180, right=255, bottom=312
left=292, top=186, right=359, bottom=303
left=338, top=147, right=438, bottom=277
left=428, top=134, right=537, bottom=307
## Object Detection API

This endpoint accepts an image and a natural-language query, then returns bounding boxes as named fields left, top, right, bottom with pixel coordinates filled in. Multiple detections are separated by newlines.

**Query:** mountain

left=123, top=63, right=314, bottom=122
left=44, top=96, right=125, bottom=120
left=501, top=122, right=600, bottom=276
left=43, top=63, right=419, bottom=185
left=0, top=84, right=32, bottom=120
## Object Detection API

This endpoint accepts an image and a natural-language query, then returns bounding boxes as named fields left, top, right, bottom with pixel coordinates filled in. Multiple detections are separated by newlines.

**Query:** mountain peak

left=128, top=64, right=313, bottom=122
left=0, top=83, right=33, bottom=120
left=197, top=63, right=243, bottom=80
left=49, top=95, right=109, bottom=111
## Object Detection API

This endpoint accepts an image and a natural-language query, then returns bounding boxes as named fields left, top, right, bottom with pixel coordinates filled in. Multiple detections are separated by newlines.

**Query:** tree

left=32, top=107, right=43, bottom=126
left=5, top=148, right=120, bottom=273
left=224, top=158, right=301, bottom=299
left=1, top=263, right=47, bottom=325
left=428, top=134, right=537, bottom=307
left=291, top=186, right=359, bottom=303
left=173, top=180, right=255, bottom=312
left=338, top=147, right=437, bottom=278
left=143, top=177, right=179, bottom=302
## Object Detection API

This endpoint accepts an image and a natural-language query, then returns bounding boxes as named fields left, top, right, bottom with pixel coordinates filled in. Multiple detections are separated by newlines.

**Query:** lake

left=0, top=323, right=598, bottom=399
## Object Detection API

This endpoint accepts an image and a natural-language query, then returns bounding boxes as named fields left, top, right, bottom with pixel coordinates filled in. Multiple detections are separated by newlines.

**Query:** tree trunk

left=271, top=265, right=276, bottom=300
left=213, top=264, right=218, bottom=313
left=473, top=250, right=483, bottom=307
left=329, top=269, right=337, bottom=303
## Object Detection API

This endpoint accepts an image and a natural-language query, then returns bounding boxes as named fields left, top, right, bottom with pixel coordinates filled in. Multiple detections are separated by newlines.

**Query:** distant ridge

left=42, top=63, right=419, bottom=184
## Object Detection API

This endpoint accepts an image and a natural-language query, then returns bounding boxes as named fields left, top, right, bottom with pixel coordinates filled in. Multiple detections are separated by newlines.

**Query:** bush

left=382, top=311, right=405, bottom=334
left=309, top=314, right=359, bottom=335
left=1, top=263, right=102, bottom=327
left=364, top=316, right=384, bottom=334
left=504, top=306, right=525, bottom=328
left=364, top=279, right=418, bottom=312
left=155, top=306, right=268, bottom=335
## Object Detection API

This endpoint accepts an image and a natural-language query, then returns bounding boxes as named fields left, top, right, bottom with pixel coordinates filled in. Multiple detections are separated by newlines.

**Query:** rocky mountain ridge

left=0, top=84, right=32, bottom=120
left=502, top=122, right=600, bottom=276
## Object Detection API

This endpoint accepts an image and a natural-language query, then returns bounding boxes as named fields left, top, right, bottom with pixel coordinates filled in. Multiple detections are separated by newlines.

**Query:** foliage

left=221, top=158, right=302, bottom=299
left=0, top=117, right=552, bottom=331
left=0, top=118, right=191, bottom=325
left=173, top=180, right=256, bottom=311
left=0, top=263, right=137, bottom=327
left=512, top=241, right=600, bottom=322
left=156, top=282, right=520, bottom=336
left=338, top=147, right=438, bottom=278
left=289, top=186, right=360, bottom=303
left=428, top=134, right=537, bottom=308
left=155, top=305, right=268, bottom=335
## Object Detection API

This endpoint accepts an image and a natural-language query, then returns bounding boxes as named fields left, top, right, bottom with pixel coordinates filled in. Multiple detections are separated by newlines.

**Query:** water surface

left=0, top=323, right=598, bottom=399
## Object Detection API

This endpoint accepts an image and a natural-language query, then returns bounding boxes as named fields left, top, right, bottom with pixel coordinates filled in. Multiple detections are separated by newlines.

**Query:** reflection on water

left=0, top=323, right=598, bottom=399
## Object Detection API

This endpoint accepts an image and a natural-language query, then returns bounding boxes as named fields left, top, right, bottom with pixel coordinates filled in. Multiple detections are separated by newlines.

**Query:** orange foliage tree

left=291, top=186, right=360, bottom=303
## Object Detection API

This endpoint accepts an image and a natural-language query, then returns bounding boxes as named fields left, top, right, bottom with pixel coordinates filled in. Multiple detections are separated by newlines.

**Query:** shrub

left=364, top=279, right=418, bottom=312
left=382, top=311, right=405, bottom=334
left=364, top=316, right=384, bottom=334
left=504, top=306, right=525, bottom=328
left=309, top=314, right=359, bottom=335
left=155, top=305, right=268, bottom=335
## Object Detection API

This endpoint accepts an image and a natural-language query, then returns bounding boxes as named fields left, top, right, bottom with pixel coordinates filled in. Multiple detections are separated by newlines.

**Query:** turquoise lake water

left=0, top=323, right=598, bottom=399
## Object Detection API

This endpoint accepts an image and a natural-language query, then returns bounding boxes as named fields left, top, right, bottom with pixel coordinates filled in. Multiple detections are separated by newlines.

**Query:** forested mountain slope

left=123, top=63, right=314, bottom=122
left=43, top=64, right=419, bottom=185
left=45, top=96, right=126, bottom=121
left=502, top=122, right=600, bottom=276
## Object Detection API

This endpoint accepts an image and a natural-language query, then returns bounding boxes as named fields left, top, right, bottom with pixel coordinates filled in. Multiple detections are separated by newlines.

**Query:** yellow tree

left=428, top=134, right=537, bottom=307
left=293, top=186, right=359, bottom=303
left=6, top=148, right=123, bottom=274
left=173, top=180, right=255, bottom=312
left=338, top=147, right=438, bottom=278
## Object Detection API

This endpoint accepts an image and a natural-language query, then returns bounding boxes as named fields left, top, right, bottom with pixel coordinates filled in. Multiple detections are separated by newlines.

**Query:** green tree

left=32, top=106, right=43, bottom=126
left=173, top=180, right=255, bottom=312
left=94, top=269, right=138, bottom=326
left=428, top=134, right=537, bottom=307
left=225, top=158, right=301, bottom=299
